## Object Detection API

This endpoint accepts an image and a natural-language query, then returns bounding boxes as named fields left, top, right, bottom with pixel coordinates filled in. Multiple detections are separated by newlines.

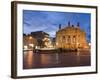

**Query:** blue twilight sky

left=23, top=10, right=91, bottom=43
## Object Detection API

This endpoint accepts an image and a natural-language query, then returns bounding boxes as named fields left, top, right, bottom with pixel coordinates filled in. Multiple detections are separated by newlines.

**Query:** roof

left=57, top=26, right=85, bottom=33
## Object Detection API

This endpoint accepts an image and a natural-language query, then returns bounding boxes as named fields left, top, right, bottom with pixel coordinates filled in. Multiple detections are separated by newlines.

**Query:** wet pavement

left=23, top=50, right=90, bottom=69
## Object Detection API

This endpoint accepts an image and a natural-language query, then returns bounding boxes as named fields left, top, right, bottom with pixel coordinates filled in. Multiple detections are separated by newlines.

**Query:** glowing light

left=35, top=46, right=38, bottom=49
left=24, top=45, right=28, bottom=50
left=56, top=42, right=58, bottom=45
left=35, top=46, right=40, bottom=49
left=29, top=44, right=34, bottom=47
left=29, top=36, right=32, bottom=39
left=77, top=42, right=79, bottom=45
left=48, top=45, right=53, bottom=48
left=89, top=43, right=91, bottom=46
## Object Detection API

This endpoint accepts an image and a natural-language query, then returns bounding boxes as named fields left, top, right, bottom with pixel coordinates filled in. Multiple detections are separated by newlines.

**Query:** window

left=73, top=36, right=76, bottom=43
left=67, top=36, right=70, bottom=43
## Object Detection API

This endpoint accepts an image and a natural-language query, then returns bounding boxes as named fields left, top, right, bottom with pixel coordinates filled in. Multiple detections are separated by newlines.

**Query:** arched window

left=62, top=36, right=65, bottom=42
left=67, top=36, right=70, bottom=43
left=63, top=36, right=65, bottom=39
left=73, top=36, right=76, bottom=43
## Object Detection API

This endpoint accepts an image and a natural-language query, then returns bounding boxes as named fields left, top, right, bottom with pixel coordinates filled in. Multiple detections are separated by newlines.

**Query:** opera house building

left=56, top=22, right=89, bottom=50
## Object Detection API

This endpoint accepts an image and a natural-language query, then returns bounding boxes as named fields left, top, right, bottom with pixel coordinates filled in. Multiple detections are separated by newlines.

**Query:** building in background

left=23, top=34, right=37, bottom=50
left=30, top=31, right=49, bottom=48
left=42, top=35, right=53, bottom=48
left=56, top=22, right=89, bottom=50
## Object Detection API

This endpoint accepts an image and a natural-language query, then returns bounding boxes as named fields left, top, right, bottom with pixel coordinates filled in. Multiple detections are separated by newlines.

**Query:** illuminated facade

left=23, top=35, right=37, bottom=50
left=56, top=22, right=89, bottom=50
left=42, top=35, right=53, bottom=48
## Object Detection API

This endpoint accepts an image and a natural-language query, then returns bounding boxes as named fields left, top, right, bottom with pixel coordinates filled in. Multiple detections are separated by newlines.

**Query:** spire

left=72, top=25, right=74, bottom=27
left=77, top=22, right=80, bottom=27
left=68, top=21, right=70, bottom=26
left=59, top=24, right=61, bottom=30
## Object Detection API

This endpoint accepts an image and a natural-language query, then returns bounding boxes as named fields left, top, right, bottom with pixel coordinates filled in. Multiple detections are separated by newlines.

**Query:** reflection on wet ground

left=23, top=51, right=90, bottom=69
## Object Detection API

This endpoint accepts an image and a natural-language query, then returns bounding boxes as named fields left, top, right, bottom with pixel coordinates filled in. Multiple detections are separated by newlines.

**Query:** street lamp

left=89, top=43, right=91, bottom=46
left=29, top=36, right=32, bottom=39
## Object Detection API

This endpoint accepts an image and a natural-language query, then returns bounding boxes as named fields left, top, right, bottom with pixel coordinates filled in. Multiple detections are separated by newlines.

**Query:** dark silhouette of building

left=23, top=33, right=26, bottom=36
left=31, top=31, right=49, bottom=48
